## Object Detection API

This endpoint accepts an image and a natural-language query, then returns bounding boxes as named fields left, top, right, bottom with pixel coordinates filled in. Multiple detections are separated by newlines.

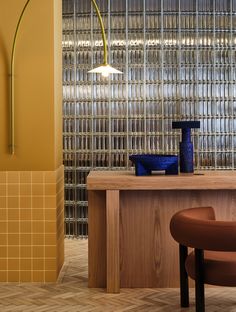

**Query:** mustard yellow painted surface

left=54, top=0, right=63, bottom=169
left=0, top=0, right=62, bottom=170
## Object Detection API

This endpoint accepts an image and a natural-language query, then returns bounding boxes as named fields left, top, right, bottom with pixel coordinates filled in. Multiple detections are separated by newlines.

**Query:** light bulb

left=101, top=71, right=109, bottom=78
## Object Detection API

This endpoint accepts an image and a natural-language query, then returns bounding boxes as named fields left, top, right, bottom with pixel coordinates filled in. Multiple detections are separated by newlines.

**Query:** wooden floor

left=0, top=239, right=236, bottom=311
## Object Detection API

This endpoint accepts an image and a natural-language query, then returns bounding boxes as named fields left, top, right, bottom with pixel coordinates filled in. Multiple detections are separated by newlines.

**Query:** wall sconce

left=9, top=0, right=31, bottom=155
left=88, top=0, right=122, bottom=77
left=9, top=0, right=119, bottom=155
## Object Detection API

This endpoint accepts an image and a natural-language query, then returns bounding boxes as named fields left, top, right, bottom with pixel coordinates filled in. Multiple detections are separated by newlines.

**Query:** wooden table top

left=87, top=170, right=236, bottom=190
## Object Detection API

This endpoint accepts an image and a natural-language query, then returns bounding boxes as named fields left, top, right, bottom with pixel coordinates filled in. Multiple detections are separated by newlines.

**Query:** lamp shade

left=88, top=64, right=123, bottom=77
left=89, top=0, right=122, bottom=77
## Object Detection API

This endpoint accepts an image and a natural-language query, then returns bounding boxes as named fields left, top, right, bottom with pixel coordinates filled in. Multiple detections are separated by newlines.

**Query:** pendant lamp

left=88, top=0, right=122, bottom=77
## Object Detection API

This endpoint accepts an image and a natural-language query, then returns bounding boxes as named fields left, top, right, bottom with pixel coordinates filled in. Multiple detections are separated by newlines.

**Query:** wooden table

left=87, top=170, right=236, bottom=293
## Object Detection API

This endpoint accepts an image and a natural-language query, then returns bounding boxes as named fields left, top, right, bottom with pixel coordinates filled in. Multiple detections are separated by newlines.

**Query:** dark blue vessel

left=129, top=154, right=178, bottom=176
left=172, top=121, right=200, bottom=173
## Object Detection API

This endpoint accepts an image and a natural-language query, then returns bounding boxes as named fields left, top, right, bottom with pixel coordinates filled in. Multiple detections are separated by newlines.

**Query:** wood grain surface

left=88, top=190, right=106, bottom=287
left=88, top=188, right=236, bottom=288
left=106, top=190, right=120, bottom=293
left=87, top=170, right=236, bottom=190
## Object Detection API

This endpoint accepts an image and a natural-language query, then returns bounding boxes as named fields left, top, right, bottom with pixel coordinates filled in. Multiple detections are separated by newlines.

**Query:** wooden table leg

left=106, top=190, right=120, bottom=293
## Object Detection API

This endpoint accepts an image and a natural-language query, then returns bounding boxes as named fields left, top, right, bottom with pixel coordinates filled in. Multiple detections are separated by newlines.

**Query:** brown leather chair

left=170, top=207, right=236, bottom=312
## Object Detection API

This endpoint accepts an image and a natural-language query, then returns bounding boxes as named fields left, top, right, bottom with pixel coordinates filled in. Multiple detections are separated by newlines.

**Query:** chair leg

left=195, top=249, right=205, bottom=312
left=179, top=244, right=189, bottom=307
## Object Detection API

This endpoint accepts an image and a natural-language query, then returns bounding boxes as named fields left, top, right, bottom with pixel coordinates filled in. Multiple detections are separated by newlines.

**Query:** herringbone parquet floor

left=1, top=239, right=236, bottom=312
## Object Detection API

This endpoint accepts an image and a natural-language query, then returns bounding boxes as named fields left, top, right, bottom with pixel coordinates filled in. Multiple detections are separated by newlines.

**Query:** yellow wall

left=54, top=0, right=63, bottom=169
left=0, top=0, right=62, bottom=171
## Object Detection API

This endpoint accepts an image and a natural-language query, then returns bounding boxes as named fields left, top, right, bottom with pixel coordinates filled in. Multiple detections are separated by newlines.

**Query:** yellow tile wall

left=0, top=165, right=64, bottom=282
left=56, top=166, right=64, bottom=276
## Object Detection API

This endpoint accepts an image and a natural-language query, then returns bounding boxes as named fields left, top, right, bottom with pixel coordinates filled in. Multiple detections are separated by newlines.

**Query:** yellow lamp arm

left=10, top=0, right=31, bottom=155
left=91, top=0, right=108, bottom=65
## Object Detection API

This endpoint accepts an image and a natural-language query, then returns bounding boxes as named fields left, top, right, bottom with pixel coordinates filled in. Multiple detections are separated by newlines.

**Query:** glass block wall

left=62, top=0, right=236, bottom=238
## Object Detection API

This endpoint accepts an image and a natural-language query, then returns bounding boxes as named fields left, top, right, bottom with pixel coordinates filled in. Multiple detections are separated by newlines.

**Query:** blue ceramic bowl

left=129, top=154, right=178, bottom=176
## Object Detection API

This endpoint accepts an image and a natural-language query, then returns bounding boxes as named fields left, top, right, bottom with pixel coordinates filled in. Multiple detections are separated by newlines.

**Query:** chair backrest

left=170, top=207, right=236, bottom=251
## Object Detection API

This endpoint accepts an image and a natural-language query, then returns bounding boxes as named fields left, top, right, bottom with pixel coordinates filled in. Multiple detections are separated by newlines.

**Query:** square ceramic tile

left=8, top=197, right=19, bottom=209
left=20, top=246, right=32, bottom=257
left=20, top=172, right=31, bottom=183
left=20, top=259, right=32, bottom=270
left=33, top=259, right=44, bottom=270
left=44, top=184, right=56, bottom=196
left=8, top=247, right=20, bottom=259
left=8, top=271, right=19, bottom=282
left=32, top=172, right=44, bottom=183
left=32, top=221, right=44, bottom=233
left=20, top=208, right=31, bottom=221
left=32, top=246, right=44, bottom=258
left=20, top=221, right=32, bottom=233
left=32, top=184, right=44, bottom=196
left=0, top=185, right=6, bottom=196
left=45, top=245, right=56, bottom=258
left=44, top=171, right=56, bottom=183
left=0, top=172, right=7, bottom=184
left=8, top=258, right=20, bottom=271
left=45, top=209, right=56, bottom=220
left=32, top=197, right=44, bottom=209
left=8, top=184, right=19, bottom=196
left=20, top=234, right=32, bottom=246
left=32, top=271, right=44, bottom=282
left=8, top=209, right=19, bottom=221
left=0, top=246, right=7, bottom=257
left=45, top=196, right=56, bottom=208
left=20, top=197, right=31, bottom=208
left=8, top=233, right=19, bottom=245
left=8, top=221, right=19, bottom=233
left=45, top=221, right=56, bottom=233
left=44, top=270, right=57, bottom=282
left=20, top=184, right=31, bottom=196
left=0, top=233, right=7, bottom=245
left=7, top=172, right=19, bottom=184
left=45, top=259, right=56, bottom=270
left=32, top=209, right=44, bottom=220
left=20, top=271, right=32, bottom=282
left=0, top=197, right=7, bottom=208
left=0, top=222, right=7, bottom=233
left=0, top=259, right=7, bottom=270
left=0, top=208, right=7, bottom=221
left=45, top=233, right=56, bottom=245
left=0, top=271, right=7, bottom=282
left=32, top=234, right=44, bottom=245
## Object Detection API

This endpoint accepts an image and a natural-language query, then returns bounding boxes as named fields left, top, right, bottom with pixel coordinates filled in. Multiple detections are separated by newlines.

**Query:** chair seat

left=186, top=250, right=236, bottom=286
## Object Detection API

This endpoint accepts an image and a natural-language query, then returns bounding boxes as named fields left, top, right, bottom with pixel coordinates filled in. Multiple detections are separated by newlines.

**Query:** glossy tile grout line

left=0, top=239, right=235, bottom=312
